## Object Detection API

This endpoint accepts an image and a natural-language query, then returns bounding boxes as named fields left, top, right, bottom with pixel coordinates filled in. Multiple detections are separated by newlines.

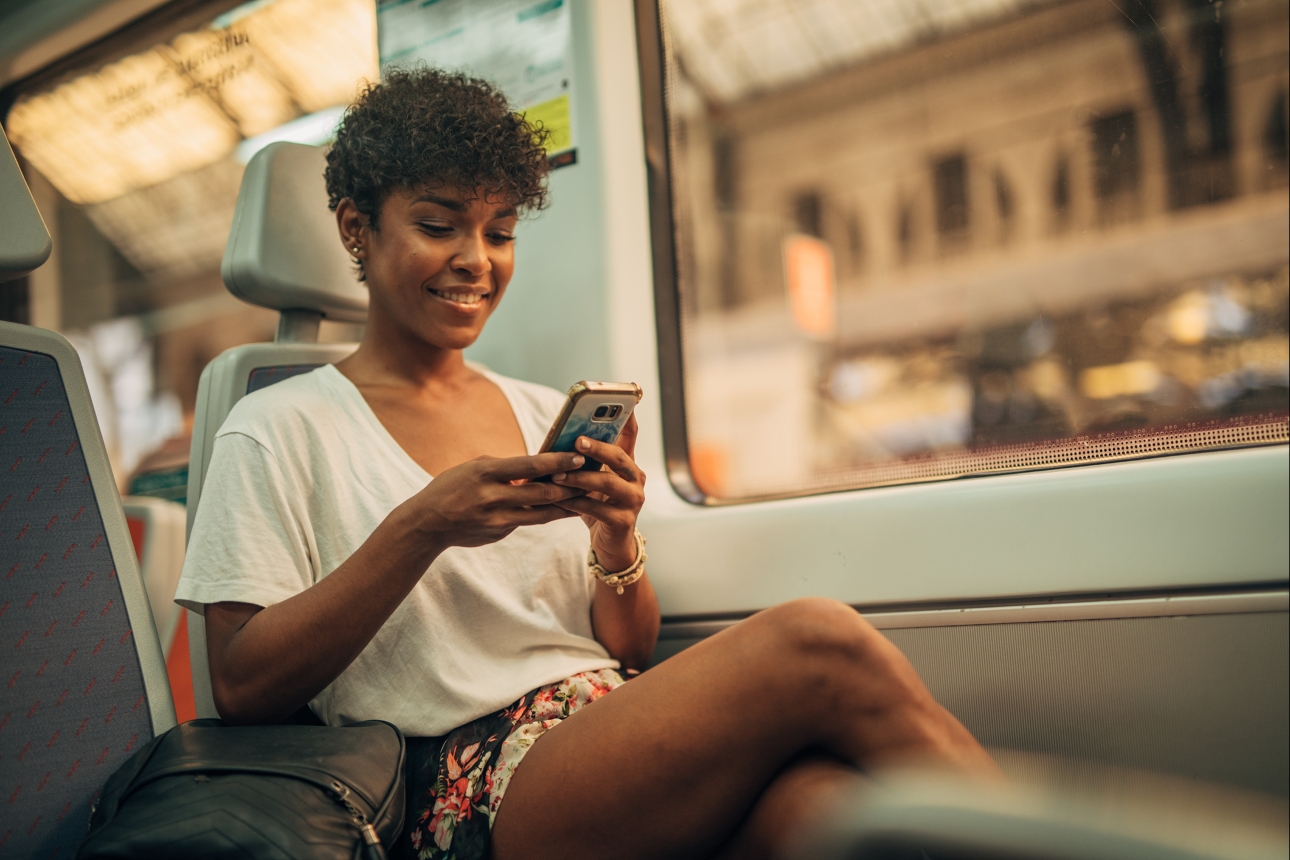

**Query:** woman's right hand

left=405, top=451, right=589, bottom=552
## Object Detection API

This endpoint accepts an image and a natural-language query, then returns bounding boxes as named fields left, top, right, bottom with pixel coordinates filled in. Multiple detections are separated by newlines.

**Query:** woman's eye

left=489, top=232, right=516, bottom=244
left=419, top=223, right=453, bottom=236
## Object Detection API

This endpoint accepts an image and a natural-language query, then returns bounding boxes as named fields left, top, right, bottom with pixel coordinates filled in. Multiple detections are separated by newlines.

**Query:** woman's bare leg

left=712, top=754, right=862, bottom=860
left=491, top=598, right=995, bottom=860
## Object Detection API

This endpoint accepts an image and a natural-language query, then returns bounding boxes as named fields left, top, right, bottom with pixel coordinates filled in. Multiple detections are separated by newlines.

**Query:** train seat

left=184, top=140, right=367, bottom=719
left=1, top=123, right=175, bottom=860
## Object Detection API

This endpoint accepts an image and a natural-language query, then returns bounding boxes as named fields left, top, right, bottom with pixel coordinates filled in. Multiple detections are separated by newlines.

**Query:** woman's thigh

left=489, top=599, right=890, bottom=860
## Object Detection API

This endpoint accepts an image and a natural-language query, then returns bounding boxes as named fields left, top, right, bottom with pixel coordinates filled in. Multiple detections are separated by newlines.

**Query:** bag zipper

left=330, top=779, right=388, bottom=860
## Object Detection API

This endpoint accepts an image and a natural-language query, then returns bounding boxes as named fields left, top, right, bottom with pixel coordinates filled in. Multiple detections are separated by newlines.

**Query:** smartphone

left=535, top=381, right=642, bottom=479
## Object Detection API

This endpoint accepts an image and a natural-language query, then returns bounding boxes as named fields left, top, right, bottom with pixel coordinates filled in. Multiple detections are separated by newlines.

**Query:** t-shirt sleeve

left=174, top=431, right=315, bottom=614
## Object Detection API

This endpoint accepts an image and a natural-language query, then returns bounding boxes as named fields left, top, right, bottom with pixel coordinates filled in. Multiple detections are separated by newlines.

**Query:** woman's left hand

left=551, top=414, right=645, bottom=572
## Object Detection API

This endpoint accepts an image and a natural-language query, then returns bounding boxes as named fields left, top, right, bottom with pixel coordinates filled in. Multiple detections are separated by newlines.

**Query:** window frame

left=632, top=0, right=1289, bottom=508
left=634, top=0, right=703, bottom=503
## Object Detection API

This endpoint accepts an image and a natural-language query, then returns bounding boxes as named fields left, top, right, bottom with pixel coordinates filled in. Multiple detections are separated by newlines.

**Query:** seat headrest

left=0, top=129, right=52, bottom=283
left=222, top=141, right=368, bottom=323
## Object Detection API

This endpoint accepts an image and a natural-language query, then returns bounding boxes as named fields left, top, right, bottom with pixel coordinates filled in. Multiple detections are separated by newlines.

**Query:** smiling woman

left=173, top=66, right=997, bottom=860
left=337, top=186, right=519, bottom=350
left=323, top=68, right=546, bottom=352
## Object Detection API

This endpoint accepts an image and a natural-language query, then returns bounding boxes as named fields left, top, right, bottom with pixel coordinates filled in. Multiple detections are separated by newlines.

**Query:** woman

left=176, top=69, right=997, bottom=860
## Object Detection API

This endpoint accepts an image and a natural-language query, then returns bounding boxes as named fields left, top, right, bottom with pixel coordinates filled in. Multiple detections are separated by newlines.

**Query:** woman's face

left=351, top=185, right=519, bottom=351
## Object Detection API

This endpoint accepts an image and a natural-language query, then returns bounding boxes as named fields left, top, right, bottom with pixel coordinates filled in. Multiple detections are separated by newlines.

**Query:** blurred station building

left=664, top=0, right=1288, bottom=499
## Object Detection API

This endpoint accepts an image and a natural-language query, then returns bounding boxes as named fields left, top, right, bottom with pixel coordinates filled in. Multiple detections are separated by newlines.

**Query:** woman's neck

left=338, top=310, right=474, bottom=392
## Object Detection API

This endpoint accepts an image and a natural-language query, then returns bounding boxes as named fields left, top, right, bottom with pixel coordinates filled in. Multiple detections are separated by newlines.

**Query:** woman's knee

left=756, top=598, right=896, bottom=672
left=753, top=600, right=940, bottom=738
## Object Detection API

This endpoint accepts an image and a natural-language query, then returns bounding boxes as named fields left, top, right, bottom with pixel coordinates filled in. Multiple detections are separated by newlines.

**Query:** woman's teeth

left=432, top=289, right=485, bottom=305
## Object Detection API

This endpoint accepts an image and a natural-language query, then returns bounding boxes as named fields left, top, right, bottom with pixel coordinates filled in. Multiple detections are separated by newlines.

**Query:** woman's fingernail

left=571, top=455, right=585, bottom=467
left=553, top=472, right=567, bottom=481
left=578, top=437, right=591, bottom=450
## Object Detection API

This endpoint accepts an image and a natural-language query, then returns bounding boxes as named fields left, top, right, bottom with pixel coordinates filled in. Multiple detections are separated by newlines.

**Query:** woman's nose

left=452, top=234, right=492, bottom=277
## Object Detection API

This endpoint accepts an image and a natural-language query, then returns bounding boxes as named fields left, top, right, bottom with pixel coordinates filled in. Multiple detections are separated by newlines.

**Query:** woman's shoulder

left=217, top=365, right=352, bottom=446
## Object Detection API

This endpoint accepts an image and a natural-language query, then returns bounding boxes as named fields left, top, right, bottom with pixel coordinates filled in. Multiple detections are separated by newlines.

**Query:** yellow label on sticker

left=522, top=93, right=572, bottom=154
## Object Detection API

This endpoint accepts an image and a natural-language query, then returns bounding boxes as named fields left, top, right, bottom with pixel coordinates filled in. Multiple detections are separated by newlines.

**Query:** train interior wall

left=653, top=610, right=1290, bottom=798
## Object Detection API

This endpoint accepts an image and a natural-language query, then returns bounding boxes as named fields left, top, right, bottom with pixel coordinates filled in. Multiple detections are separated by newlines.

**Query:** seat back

left=184, top=343, right=355, bottom=718
left=184, top=140, right=364, bottom=719
left=221, top=140, right=368, bottom=333
left=0, top=322, right=175, bottom=859
left=0, top=131, right=51, bottom=282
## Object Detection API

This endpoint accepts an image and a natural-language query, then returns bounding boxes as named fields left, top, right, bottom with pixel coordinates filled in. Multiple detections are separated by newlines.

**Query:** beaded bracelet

left=588, top=530, right=647, bottom=595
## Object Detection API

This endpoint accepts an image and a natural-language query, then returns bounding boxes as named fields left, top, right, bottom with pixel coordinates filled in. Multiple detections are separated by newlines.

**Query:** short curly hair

left=325, top=67, right=551, bottom=228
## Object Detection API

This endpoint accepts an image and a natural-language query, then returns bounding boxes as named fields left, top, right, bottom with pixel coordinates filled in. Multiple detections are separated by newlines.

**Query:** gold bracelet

left=588, top=530, right=647, bottom=595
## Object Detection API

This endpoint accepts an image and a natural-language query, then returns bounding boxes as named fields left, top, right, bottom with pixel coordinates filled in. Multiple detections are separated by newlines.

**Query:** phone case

left=538, top=381, right=643, bottom=474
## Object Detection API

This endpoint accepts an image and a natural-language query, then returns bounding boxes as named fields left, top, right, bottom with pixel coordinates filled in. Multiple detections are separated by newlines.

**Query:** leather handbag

left=76, top=718, right=406, bottom=860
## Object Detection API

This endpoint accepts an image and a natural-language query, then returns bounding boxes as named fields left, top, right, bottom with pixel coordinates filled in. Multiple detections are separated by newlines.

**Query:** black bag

left=76, top=718, right=406, bottom=860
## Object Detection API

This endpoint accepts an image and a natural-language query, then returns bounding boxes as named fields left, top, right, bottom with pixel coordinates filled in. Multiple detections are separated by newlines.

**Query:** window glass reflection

left=660, top=0, right=1289, bottom=500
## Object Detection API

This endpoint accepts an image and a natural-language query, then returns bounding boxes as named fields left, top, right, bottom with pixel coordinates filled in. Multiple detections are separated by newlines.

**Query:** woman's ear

left=336, top=198, right=369, bottom=256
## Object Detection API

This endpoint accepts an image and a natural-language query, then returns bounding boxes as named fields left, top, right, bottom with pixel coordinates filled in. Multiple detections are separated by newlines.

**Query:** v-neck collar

left=316, top=363, right=536, bottom=482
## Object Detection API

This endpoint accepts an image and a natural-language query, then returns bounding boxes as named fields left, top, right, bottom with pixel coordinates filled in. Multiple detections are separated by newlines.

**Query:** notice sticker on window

left=783, top=233, right=837, bottom=340
left=377, top=0, right=577, bottom=166
left=521, top=93, right=572, bottom=155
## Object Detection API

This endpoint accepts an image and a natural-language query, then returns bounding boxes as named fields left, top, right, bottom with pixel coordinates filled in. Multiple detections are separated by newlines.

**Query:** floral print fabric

left=407, top=668, right=624, bottom=860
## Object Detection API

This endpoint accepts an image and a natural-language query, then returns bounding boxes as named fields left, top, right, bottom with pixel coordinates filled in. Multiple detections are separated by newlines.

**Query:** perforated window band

left=738, top=414, right=1289, bottom=499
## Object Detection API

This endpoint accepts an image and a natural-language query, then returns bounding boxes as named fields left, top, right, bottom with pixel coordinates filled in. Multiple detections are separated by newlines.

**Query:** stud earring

left=351, top=246, right=360, bottom=254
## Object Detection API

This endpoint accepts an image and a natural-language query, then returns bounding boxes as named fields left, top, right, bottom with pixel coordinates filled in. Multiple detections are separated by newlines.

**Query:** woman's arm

left=589, top=572, right=660, bottom=671
left=204, top=451, right=588, bottom=725
left=552, top=417, right=661, bottom=670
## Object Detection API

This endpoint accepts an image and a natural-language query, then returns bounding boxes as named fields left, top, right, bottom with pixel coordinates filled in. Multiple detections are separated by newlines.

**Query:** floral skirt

left=403, top=668, right=625, bottom=860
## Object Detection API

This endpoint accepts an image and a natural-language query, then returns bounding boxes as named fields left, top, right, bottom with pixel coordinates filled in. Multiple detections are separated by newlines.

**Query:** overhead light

left=235, top=106, right=345, bottom=163
left=7, top=49, right=241, bottom=204
left=236, top=0, right=377, bottom=113
left=5, top=0, right=376, bottom=206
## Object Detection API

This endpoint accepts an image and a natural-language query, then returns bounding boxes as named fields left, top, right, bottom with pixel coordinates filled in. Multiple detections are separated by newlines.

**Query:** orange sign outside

left=783, top=233, right=837, bottom=339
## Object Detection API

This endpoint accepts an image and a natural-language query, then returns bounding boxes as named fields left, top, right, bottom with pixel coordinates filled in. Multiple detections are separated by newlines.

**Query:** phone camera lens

left=594, top=405, right=611, bottom=419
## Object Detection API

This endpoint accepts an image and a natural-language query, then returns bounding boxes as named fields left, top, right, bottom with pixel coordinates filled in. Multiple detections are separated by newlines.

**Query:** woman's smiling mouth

left=428, top=288, right=489, bottom=307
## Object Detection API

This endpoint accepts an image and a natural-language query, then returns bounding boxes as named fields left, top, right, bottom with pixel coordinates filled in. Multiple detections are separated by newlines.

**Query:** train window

left=645, top=0, right=1290, bottom=502
left=3, top=0, right=375, bottom=481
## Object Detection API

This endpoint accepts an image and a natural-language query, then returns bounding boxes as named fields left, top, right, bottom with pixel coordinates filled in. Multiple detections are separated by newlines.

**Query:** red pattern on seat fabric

left=0, top=346, right=153, bottom=860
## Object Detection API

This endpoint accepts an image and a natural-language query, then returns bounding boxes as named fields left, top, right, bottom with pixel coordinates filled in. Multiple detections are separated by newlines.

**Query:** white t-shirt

left=175, top=364, right=617, bottom=736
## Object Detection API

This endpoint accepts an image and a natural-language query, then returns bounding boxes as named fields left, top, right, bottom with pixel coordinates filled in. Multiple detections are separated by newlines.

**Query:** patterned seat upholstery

left=0, top=327, right=175, bottom=860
